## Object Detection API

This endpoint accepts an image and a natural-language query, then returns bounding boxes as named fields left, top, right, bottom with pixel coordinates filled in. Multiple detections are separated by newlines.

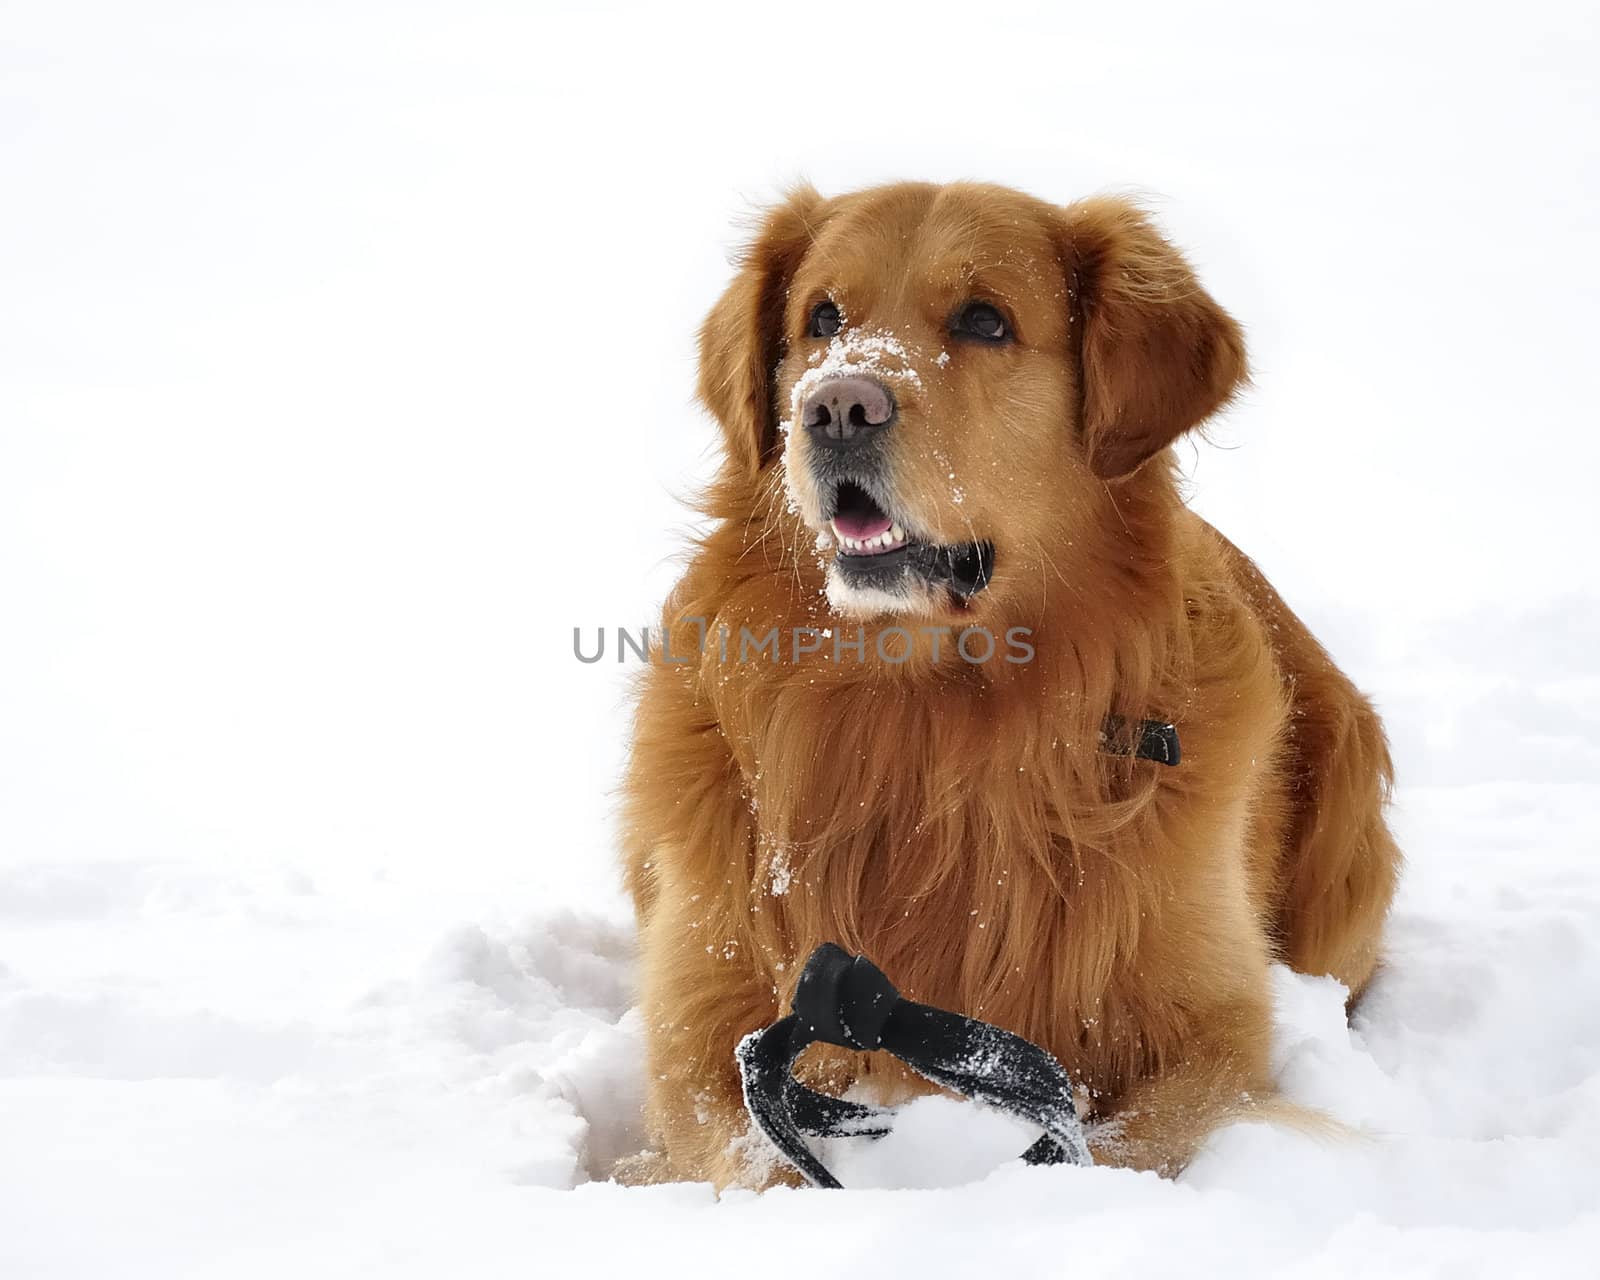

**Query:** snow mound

left=5, top=810, right=1600, bottom=1278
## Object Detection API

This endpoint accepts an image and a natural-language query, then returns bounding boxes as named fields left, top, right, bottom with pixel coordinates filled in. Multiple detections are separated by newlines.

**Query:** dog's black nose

left=801, top=376, right=895, bottom=447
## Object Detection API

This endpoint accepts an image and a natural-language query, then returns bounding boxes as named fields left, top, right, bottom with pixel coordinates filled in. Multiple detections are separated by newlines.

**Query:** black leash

left=734, top=719, right=1177, bottom=1187
left=736, top=943, right=1094, bottom=1188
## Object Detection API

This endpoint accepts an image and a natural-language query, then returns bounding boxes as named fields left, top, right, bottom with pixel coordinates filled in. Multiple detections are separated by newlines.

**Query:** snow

left=782, top=327, right=925, bottom=437
left=4, top=1, right=1600, bottom=1276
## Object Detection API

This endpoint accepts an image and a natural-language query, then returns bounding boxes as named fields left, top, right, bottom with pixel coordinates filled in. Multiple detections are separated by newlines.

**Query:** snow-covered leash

left=737, top=942, right=1095, bottom=1187
left=734, top=720, right=1177, bottom=1187
left=736, top=726, right=1177, bottom=1184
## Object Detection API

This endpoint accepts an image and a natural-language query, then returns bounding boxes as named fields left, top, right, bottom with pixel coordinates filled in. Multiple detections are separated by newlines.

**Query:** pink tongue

left=833, top=511, right=892, bottom=540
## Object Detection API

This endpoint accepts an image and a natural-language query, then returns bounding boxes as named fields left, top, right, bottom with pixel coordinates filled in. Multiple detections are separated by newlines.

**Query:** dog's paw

left=608, top=1148, right=673, bottom=1186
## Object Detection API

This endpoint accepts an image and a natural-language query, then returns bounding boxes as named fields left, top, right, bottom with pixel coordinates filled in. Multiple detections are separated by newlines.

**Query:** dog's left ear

left=1059, top=197, right=1248, bottom=480
left=698, top=186, right=829, bottom=478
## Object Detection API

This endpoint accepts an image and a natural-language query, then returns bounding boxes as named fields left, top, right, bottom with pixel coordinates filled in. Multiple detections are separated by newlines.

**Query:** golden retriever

left=620, top=181, right=1400, bottom=1187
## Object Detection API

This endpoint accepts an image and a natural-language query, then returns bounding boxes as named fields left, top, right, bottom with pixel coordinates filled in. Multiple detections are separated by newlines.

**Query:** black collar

left=1102, top=716, right=1181, bottom=766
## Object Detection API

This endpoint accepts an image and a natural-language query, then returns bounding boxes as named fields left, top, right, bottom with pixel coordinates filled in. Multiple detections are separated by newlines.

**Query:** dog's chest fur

left=722, top=668, right=1170, bottom=1051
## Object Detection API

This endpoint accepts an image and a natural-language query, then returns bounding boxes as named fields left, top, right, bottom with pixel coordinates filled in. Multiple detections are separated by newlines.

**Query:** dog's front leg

left=627, top=890, right=803, bottom=1190
left=1083, top=996, right=1278, bottom=1175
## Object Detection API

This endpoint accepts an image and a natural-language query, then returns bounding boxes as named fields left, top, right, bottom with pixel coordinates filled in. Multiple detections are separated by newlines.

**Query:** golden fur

left=620, top=181, right=1400, bottom=1186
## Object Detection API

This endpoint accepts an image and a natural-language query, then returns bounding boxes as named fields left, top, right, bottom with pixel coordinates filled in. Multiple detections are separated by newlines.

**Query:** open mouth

left=829, top=481, right=908, bottom=556
left=825, top=480, right=996, bottom=604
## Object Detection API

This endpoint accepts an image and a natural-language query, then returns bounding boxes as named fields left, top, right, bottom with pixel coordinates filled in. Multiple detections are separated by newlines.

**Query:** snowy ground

left=4, top=3, right=1600, bottom=1277
left=5, top=643, right=1598, bottom=1277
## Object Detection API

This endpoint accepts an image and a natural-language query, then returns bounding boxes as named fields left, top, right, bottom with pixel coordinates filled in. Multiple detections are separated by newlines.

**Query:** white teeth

left=830, top=521, right=910, bottom=553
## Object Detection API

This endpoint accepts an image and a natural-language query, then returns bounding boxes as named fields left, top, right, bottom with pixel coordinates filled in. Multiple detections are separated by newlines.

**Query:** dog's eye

left=808, top=300, right=842, bottom=338
left=954, top=301, right=1009, bottom=343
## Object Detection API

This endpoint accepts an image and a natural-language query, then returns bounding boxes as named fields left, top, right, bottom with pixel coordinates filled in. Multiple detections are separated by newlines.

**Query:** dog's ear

left=1060, top=197, right=1248, bottom=481
left=698, top=186, right=828, bottom=477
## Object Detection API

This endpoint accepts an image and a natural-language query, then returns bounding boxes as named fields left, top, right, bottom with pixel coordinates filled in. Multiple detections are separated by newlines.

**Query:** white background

left=3, top=3, right=1598, bottom=1276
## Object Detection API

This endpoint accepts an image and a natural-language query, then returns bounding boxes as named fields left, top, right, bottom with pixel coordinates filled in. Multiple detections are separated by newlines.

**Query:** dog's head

left=698, top=182, right=1247, bottom=621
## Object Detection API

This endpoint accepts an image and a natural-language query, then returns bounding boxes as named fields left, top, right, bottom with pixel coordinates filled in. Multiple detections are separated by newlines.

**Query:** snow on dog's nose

left=802, top=375, right=896, bottom=448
